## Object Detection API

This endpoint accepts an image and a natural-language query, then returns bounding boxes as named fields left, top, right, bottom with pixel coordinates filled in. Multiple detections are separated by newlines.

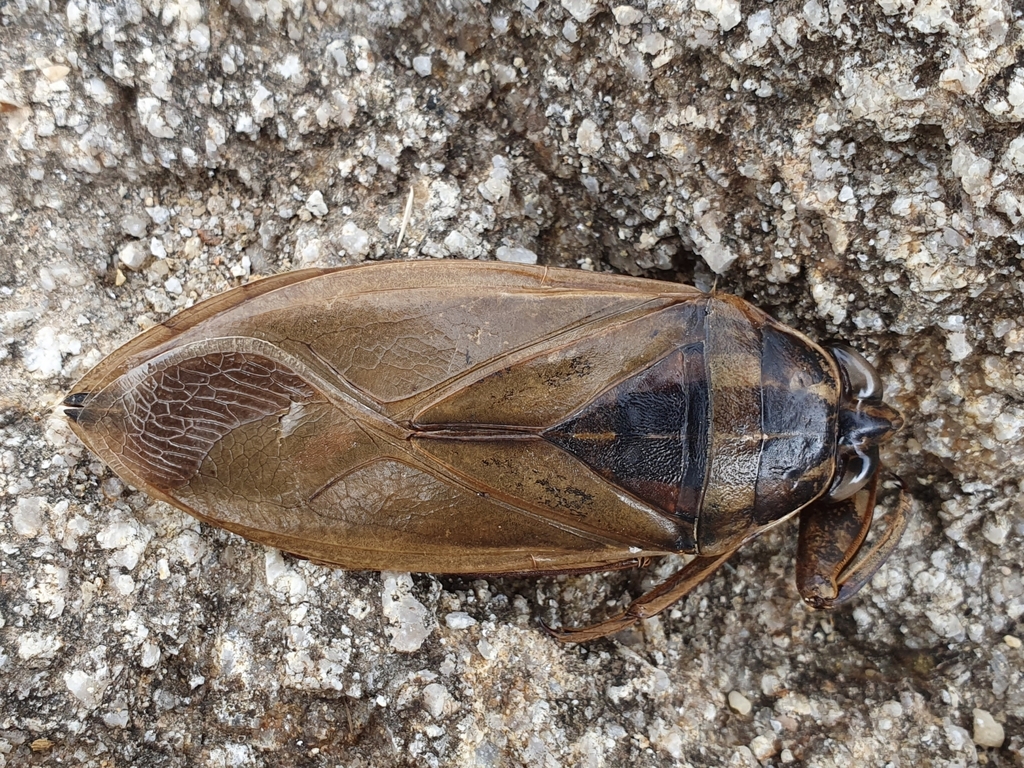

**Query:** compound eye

left=831, top=345, right=883, bottom=403
left=829, top=446, right=879, bottom=501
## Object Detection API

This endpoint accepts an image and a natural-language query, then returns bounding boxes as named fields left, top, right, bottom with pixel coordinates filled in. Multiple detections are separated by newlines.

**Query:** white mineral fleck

left=495, top=245, right=538, bottom=264
left=561, top=0, right=597, bottom=23
left=697, top=241, right=736, bottom=274
left=305, top=190, right=328, bottom=217
left=84, top=77, right=113, bottom=104
left=613, top=5, right=643, bottom=24
left=750, top=734, right=777, bottom=761
left=251, top=85, right=275, bottom=122
left=275, top=53, right=303, bottom=81
left=477, top=637, right=495, bottom=659
left=112, top=572, right=135, bottom=595
left=803, top=0, right=825, bottom=28
left=24, top=327, right=79, bottom=377
left=104, top=709, right=129, bottom=728
left=443, top=230, right=471, bottom=255
left=946, top=331, right=972, bottom=362
left=909, top=0, right=956, bottom=34
left=18, top=632, right=61, bottom=660
left=64, top=668, right=110, bottom=708
left=146, top=205, right=171, bottom=225
left=234, top=112, right=254, bottom=134
left=695, top=0, right=742, bottom=31
left=412, top=55, right=432, bottom=76
left=351, top=35, right=375, bottom=74
left=981, top=517, right=1009, bottom=546
left=972, top=709, right=1004, bottom=748
left=1, top=309, right=36, bottom=332
left=941, top=52, right=984, bottom=94
left=298, top=238, right=322, bottom=264
left=747, top=9, right=773, bottom=46
left=445, top=611, right=477, bottom=629
left=927, top=610, right=965, bottom=639
left=190, top=24, right=211, bottom=52
left=381, top=572, right=431, bottom=652
left=422, top=682, right=450, bottom=718
left=121, top=214, right=149, bottom=237
left=1001, top=135, right=1024, bottom=173
left=650, top=720, right=685, bottom=759
left=951, top=144, right=992, bottom=197
left=339, top=221, right=370, bottom=257
left=776, top=693, right=813, bottom=716
left=576, top=118, right=603, bottom=155
left=492, top=63, right=517, bottom=85
left=728, top=690, right=752, bottom=714
left=993, top=408, right=1024, bottom=443
left=140, top=641, right=161, bottom=669
left=136, top=97, right=175, bottom=139
left=478, top=156, right=511, bottom=203
left=13, top=496, right=47, bottom=537
left=637, top=32, right=665, bottom=55
left=777, top=15, right=801, bottom=46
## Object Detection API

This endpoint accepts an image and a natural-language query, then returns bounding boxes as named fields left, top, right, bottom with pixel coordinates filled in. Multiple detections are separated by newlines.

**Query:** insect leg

left=796, top=475, right=911, bottom=609
left=543, top=550, right=736, bottom=643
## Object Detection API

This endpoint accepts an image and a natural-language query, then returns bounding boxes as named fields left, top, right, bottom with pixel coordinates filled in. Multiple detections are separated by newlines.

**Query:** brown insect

left=64, top=261, right=909, bottom=642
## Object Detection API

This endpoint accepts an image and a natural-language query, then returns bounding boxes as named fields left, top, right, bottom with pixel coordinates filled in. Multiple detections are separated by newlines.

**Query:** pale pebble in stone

left=422, top=682, right=450, bottom=718
left=305, top=190, right=328, bottom=217
left=339, top=221, right=370, bottom=257
left=146, top=206, right=171, bottom=225
left=443, top=230, right=471, bottom=255
left=18, top=631, right=62, bottom=660
left=613, top=5, right=643, bottom=24
left=381, top=572, right=431, bottom=652
left=750, top=733, right=777, bottom=761
left=561, top=0, right=597, bottom=23
left=140, top=641, right=161, bottom=669
left=576, top=118, right=603, bottom=155
left=24, top=327, right=79, bottom=378
left=695, top=0, right=742, bottom=31
left=479, top=156, right=511, bottom=202
left=946, top=331, right=972, bottom=362
left=445, top=611, right=477, bottom=629
left=65, top=668, right=110, bottom=709
left=495, top=245, right=538, bottom=264
left=972, top=709, right=1004, bottom=748
left=747, top=9, right=773, bottom=47
left=952, top=144, right=992, bottom=197
left=477, top=638, right=495, bottom=659
left=14, top=496, right=47, bottom=537
left=121, top=215, right=149, bottom=238
left=728, top=690, right=752, bottom=715
left=412, top=55, right=432, bottom=76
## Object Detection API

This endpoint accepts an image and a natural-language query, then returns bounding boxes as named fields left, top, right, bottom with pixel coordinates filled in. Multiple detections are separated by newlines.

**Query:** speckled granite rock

left=1, top=1, right=1022, bottom=766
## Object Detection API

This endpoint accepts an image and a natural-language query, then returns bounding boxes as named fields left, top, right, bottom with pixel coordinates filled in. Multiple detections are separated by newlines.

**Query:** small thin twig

left=396, top=186, right=414, bottom=252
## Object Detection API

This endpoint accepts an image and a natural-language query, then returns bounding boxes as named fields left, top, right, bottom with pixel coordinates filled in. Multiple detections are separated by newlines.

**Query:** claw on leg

left=797, top=474, right=911, bottom=609
left=543, top=550, right=736, bottom=643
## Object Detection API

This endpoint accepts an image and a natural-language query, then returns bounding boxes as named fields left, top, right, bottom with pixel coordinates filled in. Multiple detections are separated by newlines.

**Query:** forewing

left=67, top=262, right=703, bottom=572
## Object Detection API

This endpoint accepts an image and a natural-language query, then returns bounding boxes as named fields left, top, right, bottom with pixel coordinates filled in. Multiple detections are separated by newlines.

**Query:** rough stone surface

left=1, top=2, right=1022, bottom=766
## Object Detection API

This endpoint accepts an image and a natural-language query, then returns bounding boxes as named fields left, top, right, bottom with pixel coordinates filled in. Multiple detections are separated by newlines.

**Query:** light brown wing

left=67, top=262, right=705, bottom=573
